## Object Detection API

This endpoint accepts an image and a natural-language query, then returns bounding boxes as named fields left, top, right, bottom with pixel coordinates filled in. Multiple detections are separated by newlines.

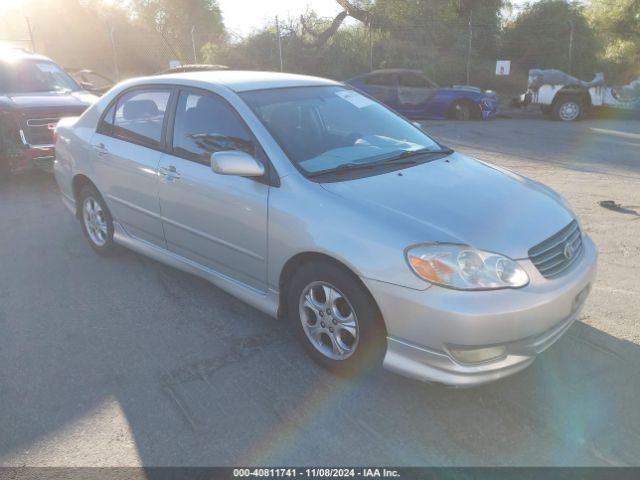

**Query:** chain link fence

left=5, top=14, right=580, bottom=94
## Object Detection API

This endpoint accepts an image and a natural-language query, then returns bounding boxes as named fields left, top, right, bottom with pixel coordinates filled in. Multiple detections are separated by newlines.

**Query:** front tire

left=78, top=184, right=118, bottom=255
left=552, top=97, right=583, bottom=121
left=286, top=261, right=386, bottom=376
left=450, top=101, right=479, bottom=121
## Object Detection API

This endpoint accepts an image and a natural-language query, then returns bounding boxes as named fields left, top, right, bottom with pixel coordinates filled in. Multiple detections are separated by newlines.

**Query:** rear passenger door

left=90, top=87, right=172, bottom=247
left=157, top=89, right=269, bottom=291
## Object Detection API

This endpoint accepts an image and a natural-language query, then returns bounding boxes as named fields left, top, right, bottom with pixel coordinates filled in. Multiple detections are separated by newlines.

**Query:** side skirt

left=113, top=222, right=280, bottom=318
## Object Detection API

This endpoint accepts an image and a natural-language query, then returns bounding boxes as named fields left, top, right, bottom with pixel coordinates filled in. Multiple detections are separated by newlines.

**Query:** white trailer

left=519, top=69, right=640, bottom=121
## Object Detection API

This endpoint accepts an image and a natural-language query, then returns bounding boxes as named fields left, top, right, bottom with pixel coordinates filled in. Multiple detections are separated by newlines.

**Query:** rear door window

left=112, top=88, right=171, bottom=148
left=364, top=73, right=397, bottom=86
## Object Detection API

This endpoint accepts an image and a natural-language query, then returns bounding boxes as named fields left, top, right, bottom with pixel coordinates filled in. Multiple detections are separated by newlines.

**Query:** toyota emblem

left=563, top=242, right=576, bottom=260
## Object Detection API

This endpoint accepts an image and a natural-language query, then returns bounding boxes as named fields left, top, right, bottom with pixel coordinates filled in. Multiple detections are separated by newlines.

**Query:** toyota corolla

left=53, top=71, right=597, bottom=386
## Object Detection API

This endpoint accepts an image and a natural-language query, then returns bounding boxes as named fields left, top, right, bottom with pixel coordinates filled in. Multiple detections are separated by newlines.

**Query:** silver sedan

left=53, top=71, right=597, bottom=386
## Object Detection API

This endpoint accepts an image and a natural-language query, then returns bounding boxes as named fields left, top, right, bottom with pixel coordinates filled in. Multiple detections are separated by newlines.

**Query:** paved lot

left=0, top=113, right=639, bottom=466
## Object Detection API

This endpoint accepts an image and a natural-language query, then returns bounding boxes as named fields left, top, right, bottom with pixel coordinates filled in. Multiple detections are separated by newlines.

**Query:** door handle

left=93, top=143, right=108, bottom=156
left=159, top=165, right=181, bottom=181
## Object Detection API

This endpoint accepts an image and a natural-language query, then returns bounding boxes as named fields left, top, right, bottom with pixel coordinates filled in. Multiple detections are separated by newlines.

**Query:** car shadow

left=1, top=173, right=639, bottom=467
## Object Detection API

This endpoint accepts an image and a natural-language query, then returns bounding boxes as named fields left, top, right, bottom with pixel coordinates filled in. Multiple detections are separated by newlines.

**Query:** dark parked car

left=0, top=47, right=97, bottom=179
left=347, top=69, right=498, bottom=121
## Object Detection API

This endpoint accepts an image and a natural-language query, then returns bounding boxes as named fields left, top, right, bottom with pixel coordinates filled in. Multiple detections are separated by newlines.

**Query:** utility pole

left=466, top=9, right=473, bottom=85
left=568, top=20, right=575, bottom=75
left=191, top=25, right=198, bottom=64
left=369, top=21, right=373, bottom=71
left=109, top=25, right=120, bottom=82
left=275, top=16, right=284, bottom=72
left=25, top=16, right=35, bottom=52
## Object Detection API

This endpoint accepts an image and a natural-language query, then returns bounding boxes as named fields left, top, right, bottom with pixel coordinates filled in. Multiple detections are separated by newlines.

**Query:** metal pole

left=466, top=9, right=472, bottom=85
left=191, top=25, right=198, bottom=64
left=109, top=26, right=120, bottom=82
left=369, top=21, right=373, bottom=71
left=25, top=16, right=35, bottom=52
left=568, top=20, right=574, bottom=75
left=275, top=16, right=283, bottom=72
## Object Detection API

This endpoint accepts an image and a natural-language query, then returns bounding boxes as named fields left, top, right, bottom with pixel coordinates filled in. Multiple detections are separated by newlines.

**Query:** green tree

left=501, top=0, right=599, bottom=78
left=587, top=0, right=640, bottom=80
left=131, top=0, right=225, bottom=62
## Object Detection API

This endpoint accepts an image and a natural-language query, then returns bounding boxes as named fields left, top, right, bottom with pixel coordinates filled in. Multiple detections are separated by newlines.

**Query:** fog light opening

left=449, top=345, right=507, bottom=364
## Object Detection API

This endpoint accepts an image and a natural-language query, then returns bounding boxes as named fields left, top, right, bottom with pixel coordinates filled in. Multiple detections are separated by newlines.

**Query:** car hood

left=4, top=90, right=98, bottom=110
left=320, top=152, right=574, bottom=259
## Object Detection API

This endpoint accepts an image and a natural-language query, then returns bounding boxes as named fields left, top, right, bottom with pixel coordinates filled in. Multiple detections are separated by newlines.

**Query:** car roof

left=0, top=46, right=53, bottom=64
left=149, top=70, right=341, bottom=93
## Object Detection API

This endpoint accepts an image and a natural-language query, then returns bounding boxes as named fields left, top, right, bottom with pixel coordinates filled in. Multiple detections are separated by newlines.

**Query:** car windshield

left=240, top=86, right=447, bottom=175
left=0, top=60, right=80, bottom=94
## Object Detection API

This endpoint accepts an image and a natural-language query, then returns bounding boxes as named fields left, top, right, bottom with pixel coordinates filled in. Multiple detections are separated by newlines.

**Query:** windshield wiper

left=307, top=148, right=454, bottom=179
left=383, top=147, right=454, bottom=162
left=307, top=162, right=385, bottom=178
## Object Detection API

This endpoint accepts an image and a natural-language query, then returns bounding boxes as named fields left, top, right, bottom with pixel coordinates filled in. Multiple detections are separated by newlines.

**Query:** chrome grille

left=529, top=220, right=583, bottom=278
left=23, top=117, right=59, bottom=146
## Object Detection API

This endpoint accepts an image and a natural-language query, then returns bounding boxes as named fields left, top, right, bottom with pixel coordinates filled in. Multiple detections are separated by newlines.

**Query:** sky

left=0, top=0, right=538, bottom=38
left=217, top=0, right=537, bottom=38
left=217, top=0, right=351, bottom=38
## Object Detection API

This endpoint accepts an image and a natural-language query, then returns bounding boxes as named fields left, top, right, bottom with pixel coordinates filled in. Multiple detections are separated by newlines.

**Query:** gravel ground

left=0, top=112, right=638, bottom=467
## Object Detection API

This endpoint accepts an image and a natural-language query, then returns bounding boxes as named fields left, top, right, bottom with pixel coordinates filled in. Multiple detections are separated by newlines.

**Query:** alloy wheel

left=298, top=281, right=359, bottom=360
left=82, top=196, right=108, bottom=247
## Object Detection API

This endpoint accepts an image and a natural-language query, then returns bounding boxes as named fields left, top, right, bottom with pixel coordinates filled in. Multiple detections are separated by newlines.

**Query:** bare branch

left=301, top=11, right=349, bottom=46
left=335, top=0, right=372, bottom=24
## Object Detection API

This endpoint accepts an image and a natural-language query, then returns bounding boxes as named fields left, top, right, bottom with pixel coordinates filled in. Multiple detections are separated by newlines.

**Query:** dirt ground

left=0, top=111, right=639, bottom=467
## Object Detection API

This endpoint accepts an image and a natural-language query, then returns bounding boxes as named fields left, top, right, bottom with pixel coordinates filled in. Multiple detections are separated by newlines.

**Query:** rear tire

left=286, top=261, right=386, bottom=376
left=552, top=96, right=583, bottom=121
left=78, top=184, right=118, bottom=255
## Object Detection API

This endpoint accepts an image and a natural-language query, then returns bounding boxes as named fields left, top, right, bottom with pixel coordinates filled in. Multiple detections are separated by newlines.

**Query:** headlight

left=406, top=243, right=529, bottom=290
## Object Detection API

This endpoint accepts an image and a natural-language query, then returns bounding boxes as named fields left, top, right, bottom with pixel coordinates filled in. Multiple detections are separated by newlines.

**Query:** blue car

left=346, top=69, right=498, bottom=120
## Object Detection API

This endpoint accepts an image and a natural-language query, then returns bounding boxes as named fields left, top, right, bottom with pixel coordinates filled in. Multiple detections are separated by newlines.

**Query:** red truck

left=0, top=47, right=98, bottom=180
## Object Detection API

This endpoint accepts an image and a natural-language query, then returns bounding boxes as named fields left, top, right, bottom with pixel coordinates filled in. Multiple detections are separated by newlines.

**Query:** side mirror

left=211, top=151, right=265, bottom=177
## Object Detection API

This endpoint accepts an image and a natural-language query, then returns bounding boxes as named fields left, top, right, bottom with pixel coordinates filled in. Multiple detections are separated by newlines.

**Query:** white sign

left=169, top=60, right=181, bottom=69
left=496, top=60, right=511, bottom=76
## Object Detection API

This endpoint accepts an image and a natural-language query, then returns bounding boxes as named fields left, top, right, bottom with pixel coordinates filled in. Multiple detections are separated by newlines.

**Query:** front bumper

left=480, top=98, right=498, bottom=119
left=363, top=235, right=598, bottom=386
left=7, top=145, right=55, bottom=173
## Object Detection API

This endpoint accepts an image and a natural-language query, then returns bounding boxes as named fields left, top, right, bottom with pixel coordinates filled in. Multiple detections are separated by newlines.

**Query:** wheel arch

left=71, top=174, right=98, bottom=218
left=277, top=251, right=384, bottom=331
left=552, top=86, right=592, bottom=109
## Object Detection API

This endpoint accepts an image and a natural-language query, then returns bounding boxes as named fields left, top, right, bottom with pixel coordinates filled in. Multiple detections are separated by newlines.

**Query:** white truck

left=518, top=69, right=640, bottom=121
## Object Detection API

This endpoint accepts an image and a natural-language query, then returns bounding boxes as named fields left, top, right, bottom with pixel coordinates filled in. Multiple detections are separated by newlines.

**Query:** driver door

left=158, top=88, right=269, bottom=291
left=398, top=72, right=437, bottom=117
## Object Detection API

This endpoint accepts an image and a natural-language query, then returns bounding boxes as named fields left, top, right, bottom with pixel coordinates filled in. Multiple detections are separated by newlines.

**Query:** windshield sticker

left=35, top=62, right=60, bottom=73
left=335, top=90, right=375, bottom=109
